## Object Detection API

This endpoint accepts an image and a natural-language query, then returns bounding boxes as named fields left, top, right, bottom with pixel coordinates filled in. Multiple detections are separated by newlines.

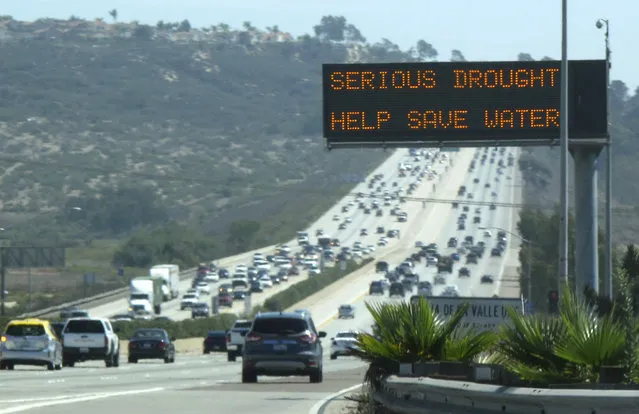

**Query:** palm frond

left=444, top=329, right=498, bottom=362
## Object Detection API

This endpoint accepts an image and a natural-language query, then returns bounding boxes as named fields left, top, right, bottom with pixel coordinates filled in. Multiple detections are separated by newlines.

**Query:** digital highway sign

left=322, top=60, right=607, bottom=148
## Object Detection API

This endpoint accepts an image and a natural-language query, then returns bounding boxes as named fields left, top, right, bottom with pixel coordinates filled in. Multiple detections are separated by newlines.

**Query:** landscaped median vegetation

left=353, top=277, right=639, bottom=390
left=0, top=258, right=374, bottom=340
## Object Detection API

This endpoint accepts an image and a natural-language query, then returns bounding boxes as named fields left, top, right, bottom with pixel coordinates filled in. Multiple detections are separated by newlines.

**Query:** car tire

left=113, top=352, right=120, bottom=367
left=227, top=352, right=236, bottom=362
left=310, top=368, right=323, bottom=383
left=47, top=362, right=55, bottom=371
left=128, top=357, right=138, bottom=363
left=330, top=353, right=337, bottom=360
left=241, top=368, right=257, bottom=383
left=55, top=363, right=62, bottom=370
left=63, top=360, right=74, bottom=368
left=164, top=356, right=171, bottom=364
left=203, top=349, right=210, bottom=354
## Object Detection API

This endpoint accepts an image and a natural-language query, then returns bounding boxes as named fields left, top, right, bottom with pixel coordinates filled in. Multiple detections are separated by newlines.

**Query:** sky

left=4, top=0, right=638, bottom=92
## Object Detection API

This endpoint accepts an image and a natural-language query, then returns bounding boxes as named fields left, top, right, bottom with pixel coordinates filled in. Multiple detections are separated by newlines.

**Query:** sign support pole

left=0, top=248, right=5, bottom=316
left=558, top=0, right=570, bottom=292
left=571, top=145, right=603, bottom=297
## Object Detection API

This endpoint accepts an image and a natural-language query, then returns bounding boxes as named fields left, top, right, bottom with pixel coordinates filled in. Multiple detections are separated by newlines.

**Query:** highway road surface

left=86, top=148, right=460, bottom=321
left=0, top=146, right=522, bottom=414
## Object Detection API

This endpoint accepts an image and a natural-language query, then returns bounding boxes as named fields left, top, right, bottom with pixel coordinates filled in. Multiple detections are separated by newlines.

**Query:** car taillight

left=299, top=333, right=317, bottom=344
left=158, top=341, right=166, bottom=349
left=129, top=341, right=136, bottom=349
left=244, top=333, right=262, bottom=342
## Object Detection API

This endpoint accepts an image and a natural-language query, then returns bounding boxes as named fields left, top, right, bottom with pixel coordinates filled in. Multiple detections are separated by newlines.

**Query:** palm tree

left=495, top=287, right=626, bottom=384
left=353, top=297, right=492, bottom=387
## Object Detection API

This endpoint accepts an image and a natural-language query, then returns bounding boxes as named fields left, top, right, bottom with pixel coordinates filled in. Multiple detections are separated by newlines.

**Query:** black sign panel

left=322, top=60, right=607, bottom=147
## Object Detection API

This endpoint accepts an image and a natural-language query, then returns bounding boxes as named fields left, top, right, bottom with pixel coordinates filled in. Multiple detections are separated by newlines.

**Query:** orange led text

left=329, top=70, right=436, bottom=91
left=453, top=68, right=559, bottom=89
left=407, top=110, right=469, bottom=129
left=484, top=108, right=560, bottom=128
left=330, top=111, right=391, bottom=131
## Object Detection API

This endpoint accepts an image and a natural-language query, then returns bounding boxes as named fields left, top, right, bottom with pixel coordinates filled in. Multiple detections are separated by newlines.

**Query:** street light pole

left=558, top=0, right=570, bottom=291
left=597, top=18, right=613, bottom=299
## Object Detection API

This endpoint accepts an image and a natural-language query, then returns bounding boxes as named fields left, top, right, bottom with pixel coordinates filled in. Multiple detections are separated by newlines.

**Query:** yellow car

left=0, top=318, right=63, bottom=371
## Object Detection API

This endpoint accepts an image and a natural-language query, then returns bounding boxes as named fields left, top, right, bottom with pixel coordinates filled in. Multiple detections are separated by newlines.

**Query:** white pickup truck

left=226, top=319, right=252, bottom=362
left=61, top=317, right=120, bottom=368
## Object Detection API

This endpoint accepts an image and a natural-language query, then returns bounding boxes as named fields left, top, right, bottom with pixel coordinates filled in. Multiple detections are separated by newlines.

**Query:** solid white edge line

left=308, top=383, right=363, bottom=414
left=0, top=387, right=165, bottom=414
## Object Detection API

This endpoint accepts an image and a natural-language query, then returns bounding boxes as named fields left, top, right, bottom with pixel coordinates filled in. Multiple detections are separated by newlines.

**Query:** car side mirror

left=318, top=331, right=327, bottom=338
left=170, top=337, right=176, bottom=342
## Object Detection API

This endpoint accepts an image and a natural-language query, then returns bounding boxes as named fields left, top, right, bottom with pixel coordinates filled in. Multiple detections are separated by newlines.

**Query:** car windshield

left=183, top=294, right=196, bottom=299
left=252, top=317, right=307, bottom=335
left=193, top=303, right=207, bottom=308
left=6, top=324, right=46, bottom=337
left=339, top=305, right=352, bottom=311
left=132, top=330, right=164, bottom=339
left=64, top=320, right=104, bottom=334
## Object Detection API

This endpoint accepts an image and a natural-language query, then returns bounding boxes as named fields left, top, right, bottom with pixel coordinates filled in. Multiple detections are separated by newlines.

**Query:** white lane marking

left=0, top=387, right=164, bottom=413
left=99, top=376, right=118, bottom=380
left=47, top=379, right=65, bottom=384
left=308, top=383, right=363, bottom=414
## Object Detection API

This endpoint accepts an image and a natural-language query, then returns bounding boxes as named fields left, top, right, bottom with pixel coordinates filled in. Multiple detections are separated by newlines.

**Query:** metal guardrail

left=19, top=266, right=197, bottom=318
left=372, top=376, right=639, bottom=414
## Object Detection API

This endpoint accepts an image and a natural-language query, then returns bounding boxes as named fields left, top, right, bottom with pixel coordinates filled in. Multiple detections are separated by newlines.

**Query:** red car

left=218, top=294, right=233, bottom=308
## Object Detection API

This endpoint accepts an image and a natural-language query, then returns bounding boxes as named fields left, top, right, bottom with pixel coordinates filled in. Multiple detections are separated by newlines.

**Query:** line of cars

left=0, top=316, right=176, bottom=370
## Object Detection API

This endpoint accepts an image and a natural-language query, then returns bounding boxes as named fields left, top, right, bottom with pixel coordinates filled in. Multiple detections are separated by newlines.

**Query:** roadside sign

left=440, top=147, right=461, bottom=152
left=411, top=296, right=523, bottom=332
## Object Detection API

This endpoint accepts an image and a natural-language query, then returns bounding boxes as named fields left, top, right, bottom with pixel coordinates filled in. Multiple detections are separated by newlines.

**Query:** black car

left=203, top=330, right=227, bottom=353
left=491, top=248, right=502, bottom=257
left=458, top=267, right=470, bottom=277
left=466, top=253, right=478, bottom=264
left=389, top=282, right=405, bottom=297
left=242, top=312, right=326, bottom=383
left=481, top=275, right=494, bottom=284
left=191, top=302, right=210, bottom=318
left=375, top=261, right=389, bottom=273
left=369, top=281, right=384, bottom=295
left=128, top=329, right=175, bottom=364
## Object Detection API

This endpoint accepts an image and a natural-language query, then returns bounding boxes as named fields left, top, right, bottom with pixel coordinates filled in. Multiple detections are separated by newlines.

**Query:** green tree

left=313, top=15, right=347, bottom=42
left=416, top=40, right=437, bottom=60
left=108, top=9, right=117, bottom=22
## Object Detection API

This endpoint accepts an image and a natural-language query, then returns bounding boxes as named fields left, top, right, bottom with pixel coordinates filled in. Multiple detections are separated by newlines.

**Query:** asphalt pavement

left=0, top=147, right=523, bottom=414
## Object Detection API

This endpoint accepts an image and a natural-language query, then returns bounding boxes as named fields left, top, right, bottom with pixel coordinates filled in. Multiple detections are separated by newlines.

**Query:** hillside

left=0, top=15, right=431, bottom=242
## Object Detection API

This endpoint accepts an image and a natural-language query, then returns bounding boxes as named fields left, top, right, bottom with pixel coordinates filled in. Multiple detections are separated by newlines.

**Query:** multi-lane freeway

left=87, top=148, right=458, bottom=321
left=0, top=147, right=522, bottom=414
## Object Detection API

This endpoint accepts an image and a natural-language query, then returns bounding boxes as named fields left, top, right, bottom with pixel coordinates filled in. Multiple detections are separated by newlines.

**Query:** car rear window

left=336, top=332, right=357, bottom=339
left=64, top=320, right=105, bottom=334
left=132, top=330, right=164, bottom=339
left=252, top=317, right=307, bottom=334
left=6, top=324, right=46, bottom=337
left=234, top=321, right=252, bottom=329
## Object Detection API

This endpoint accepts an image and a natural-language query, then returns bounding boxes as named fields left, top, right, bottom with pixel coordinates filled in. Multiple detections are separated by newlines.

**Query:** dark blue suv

left=242, top=311, right=326, bottom=383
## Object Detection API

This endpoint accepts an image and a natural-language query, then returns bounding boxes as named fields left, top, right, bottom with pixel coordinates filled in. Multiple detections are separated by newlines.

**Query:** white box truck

left=129, top=276, right=162, bottom=315
left=149, top=264, right=180, bottom=301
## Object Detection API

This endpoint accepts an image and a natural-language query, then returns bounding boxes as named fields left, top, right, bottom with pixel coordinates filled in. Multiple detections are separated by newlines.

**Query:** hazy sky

left=5, top=0, right=638, bottom=92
